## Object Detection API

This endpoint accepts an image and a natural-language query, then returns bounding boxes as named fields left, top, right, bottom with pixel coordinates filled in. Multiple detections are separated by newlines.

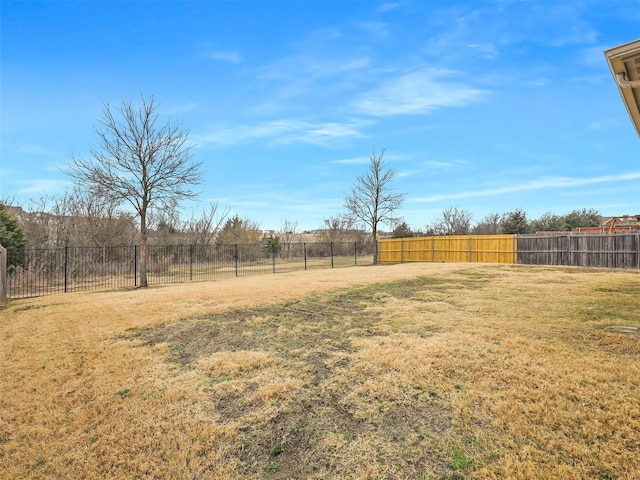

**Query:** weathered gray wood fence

left=517, top=233, right=640, bottom=269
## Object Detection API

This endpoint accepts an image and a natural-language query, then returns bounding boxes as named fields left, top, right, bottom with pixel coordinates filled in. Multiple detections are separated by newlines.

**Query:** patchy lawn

left=1, top=263, right=639, bottom=479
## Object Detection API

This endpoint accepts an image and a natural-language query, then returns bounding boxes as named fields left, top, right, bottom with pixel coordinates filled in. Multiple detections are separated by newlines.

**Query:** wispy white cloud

left=587, top=117, right=624, bottom=130
left=248, top=53, right=371, bottom=116
left=355, top=20, right=392, bottom=39
left=259, top=54, right=370, bottom=83
left=398, top=159, right=467, bottom=178
left=197, top=118, right=370, bottom=147
left=377, top=2, right=400, bottom=13
left=465, top=43, right=499, bottom=60
left=419, top=2, right=600, bottom=73
left=19, top=144, right=60, bottom=156
left=354, top=68, right=487, bottom=116
left=17, top=178, right=72, bottom=195
left=424, top=159, right=468, bottom=169
left=310, top=56, right=371, bottom=77
left=415, top=172, right=640, bottom=203
left=332, top=151, right=408, bottom=165
left=207, top=50, right=242, bottom=64
left=331, top=156, right=370, bottom=165
left=580, top=45, right=611, bottom=68
left=161, top=102, right=197, bottom=116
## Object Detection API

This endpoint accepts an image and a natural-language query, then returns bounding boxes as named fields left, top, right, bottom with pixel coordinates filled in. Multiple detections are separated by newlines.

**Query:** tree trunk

left=373, top=227, right=379, bottom=265
left=139, top=213, right=148, bottom=287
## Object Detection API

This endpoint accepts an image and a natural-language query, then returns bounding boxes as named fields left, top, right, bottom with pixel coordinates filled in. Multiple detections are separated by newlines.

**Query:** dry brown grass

left=1, top=263, right=639, bottom=479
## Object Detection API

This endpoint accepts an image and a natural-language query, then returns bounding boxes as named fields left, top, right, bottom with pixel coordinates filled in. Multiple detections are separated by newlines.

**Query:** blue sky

left=2, top=0, right=640, bottom=232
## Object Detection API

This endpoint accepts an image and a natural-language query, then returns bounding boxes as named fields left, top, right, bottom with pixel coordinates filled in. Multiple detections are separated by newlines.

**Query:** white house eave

left=605, top=39, right=640, bottom=138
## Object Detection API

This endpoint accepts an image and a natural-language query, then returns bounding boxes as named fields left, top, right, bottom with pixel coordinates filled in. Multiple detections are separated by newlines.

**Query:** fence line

left=379, top=235, right=517, bottom=264
left=379, top=232, right=640, bottom=269
left=517, top=233, right=640, bottom=269
left=6, top=233, right=639, bottom=300
left=0, top=245, right=6, bottom=303
left=4, top=241, right=371, bottom=300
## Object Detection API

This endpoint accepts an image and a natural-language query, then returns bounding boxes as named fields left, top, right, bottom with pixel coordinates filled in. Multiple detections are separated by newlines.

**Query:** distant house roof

left=573, top=215, right=640, bottom=233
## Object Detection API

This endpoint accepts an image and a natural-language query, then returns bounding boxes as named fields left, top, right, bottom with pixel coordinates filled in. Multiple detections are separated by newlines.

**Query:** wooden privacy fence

left=517, top=233, right=640, bottom=269
left=379, top=235, right=517, bottom=264
left=379, top=232, right=640, bottom=269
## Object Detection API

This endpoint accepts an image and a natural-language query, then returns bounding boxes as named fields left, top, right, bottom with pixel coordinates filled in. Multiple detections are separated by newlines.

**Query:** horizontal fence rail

left=517, top=233, right=640, bottom=269
left=5, top=241, right=372, bottom=300
left=6, top=233, right=639, bottom=300
left=379, top=235, right=517, bottom=264
left=379, top=232, right=640, bottom=270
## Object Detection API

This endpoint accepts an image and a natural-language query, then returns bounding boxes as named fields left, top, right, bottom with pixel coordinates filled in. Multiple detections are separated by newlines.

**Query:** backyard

left=1, top=263, right=639, bottom=479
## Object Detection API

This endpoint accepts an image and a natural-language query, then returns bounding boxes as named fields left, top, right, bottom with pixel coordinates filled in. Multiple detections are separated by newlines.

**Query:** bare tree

left=22, top=195, right=57, bottom=248
left=153, top=208, right=183, bottom=246
left=66, top=95, right=202, bottom=286
left=215, top=215, right=262, bottom=245
left=320, top=215, right=353, bottom=243
left=184, top=202, right=230, bottom=246
left=278, top=218, right=299, bottom=258
left=472, top=212, right=502, bottom=235
left=344, top=149, right=405, bottom=264
left=429, top=207, right=473, bottom=235
left=52, top=187, right=136, bottom=247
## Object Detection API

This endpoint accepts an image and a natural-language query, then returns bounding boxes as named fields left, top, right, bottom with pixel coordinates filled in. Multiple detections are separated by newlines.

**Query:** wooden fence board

left=379, top=235, right=517, bottom=264
left=518, top=233, right=640, bottom=269
left=380, top=233, right=640, bottom=269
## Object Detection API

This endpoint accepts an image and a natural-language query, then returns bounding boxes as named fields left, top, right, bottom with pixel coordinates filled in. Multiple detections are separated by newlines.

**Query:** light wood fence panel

left=470, top=235, right=517, bottom=264
left=433, top=236, right=470, bottom=262
left=379, top=235, right=517, bottom=264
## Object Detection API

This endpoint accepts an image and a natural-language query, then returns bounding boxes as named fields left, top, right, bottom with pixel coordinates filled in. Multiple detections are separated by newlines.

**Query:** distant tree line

left=0, top=191, right=371, bottom=270
left=391, top=207, right=602, bottom=238
left=1, top=192, right=231, bottom=249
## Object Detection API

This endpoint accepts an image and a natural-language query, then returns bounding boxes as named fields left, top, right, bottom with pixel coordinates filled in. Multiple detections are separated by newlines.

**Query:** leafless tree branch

left=344, top=149, right=405, bottom=264
left=66, top=95, right=203, bottom=286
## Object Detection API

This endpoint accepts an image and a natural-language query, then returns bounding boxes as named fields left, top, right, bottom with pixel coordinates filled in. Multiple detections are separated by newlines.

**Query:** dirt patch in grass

left=2, top=263, right=640, bottom=479
left=125, top=278, right=465, bottom=478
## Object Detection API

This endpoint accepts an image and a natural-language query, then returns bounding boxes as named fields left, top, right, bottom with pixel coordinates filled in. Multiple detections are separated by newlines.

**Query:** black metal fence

left=5, top=241, right=373, bottom=299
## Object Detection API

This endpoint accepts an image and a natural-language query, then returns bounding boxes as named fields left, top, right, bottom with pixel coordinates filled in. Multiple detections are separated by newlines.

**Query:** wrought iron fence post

left=235, top=244, right=239, bottom=277
left=272, top=247, right=276, bottom=274
left=64, top=246, right=69, bottom=293
left=0, top=245, right=6, bottom=303
left=304, top=242, right=307, bottom=270
left=331, top=242, right=334, bottom=268
left=189, top=245, right=194, bottom=281
left=134, top=245, right=138, bottom=287
left=354, top=241, right=357, bottom=265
